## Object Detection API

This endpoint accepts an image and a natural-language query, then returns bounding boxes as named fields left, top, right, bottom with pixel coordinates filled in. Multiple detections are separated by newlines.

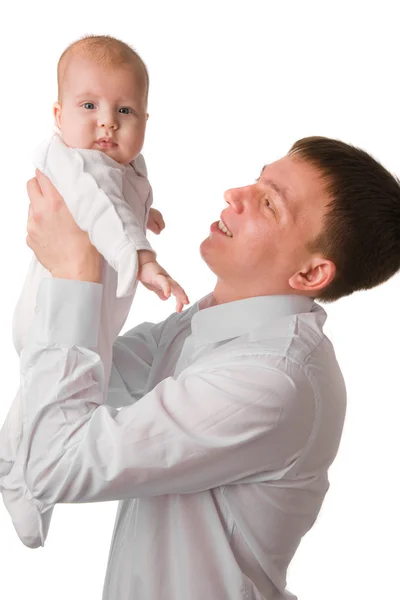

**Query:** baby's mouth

left=97, top=138, right=118, bottom=148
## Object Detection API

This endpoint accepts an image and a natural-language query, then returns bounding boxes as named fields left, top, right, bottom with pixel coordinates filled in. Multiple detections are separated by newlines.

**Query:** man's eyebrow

left=256, top=167, right=290, bottom=208
left=256, top=165, right=268, bottom=182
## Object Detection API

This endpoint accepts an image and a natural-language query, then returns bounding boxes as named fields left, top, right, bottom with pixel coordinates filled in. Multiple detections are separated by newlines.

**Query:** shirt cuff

left=29, top=278, right=103, bottom=348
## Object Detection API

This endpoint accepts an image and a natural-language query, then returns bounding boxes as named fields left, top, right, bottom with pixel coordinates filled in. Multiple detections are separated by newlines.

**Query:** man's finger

left=27, top=177, right=43, bottom=209
left=35, top=169, right=65, bottom=208
left=35, top=169, right=49, bottom=192
left=34, top=169, right=51, bottom=196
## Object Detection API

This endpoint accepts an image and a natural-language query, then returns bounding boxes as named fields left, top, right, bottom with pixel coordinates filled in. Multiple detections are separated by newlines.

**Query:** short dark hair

left=289, top=136, right=400, bottom=302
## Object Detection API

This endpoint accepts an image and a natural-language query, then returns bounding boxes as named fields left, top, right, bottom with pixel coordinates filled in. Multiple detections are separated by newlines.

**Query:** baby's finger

left=170, top=282, right=189, bottom=313
left=147, top=218, right=161, bottom=235
left=155, top=213, right=165, bottom=231
left=158, top=276, right=171, bottom=299
left=155, top=289, right=169, bottom=301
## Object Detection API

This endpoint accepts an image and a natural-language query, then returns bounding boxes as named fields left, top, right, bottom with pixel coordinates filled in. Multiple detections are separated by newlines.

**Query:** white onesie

left=0, top=133, right=155, bottom=547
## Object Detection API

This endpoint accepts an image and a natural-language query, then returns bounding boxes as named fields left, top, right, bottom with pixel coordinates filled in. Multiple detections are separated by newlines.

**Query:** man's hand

left=26, top=170, right=103, bottom=283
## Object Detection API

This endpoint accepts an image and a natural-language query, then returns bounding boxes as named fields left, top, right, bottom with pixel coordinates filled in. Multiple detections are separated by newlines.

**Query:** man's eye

left=83, top=102, right=95, bottom=110
left=119, top=107, right=132, bottom=114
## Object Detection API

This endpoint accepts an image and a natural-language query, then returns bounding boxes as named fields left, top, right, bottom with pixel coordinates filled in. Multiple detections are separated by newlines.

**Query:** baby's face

left=54, top=55, right=148, bottom=165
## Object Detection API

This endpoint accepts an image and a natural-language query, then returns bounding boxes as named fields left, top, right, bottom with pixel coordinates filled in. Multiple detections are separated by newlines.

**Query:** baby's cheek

left=60, top=116, right=91, bottom=149
left=128, top=127, right=146, bottom=156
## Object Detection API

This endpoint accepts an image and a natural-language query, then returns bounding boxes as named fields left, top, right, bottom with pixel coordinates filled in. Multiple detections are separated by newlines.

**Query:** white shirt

left=4, top=279, right=346, bottom=600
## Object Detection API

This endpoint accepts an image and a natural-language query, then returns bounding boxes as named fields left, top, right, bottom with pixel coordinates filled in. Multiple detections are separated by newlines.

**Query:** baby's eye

left=83, top=102, right=95, bottom=110
left=119, top=107, right=132, bottom=114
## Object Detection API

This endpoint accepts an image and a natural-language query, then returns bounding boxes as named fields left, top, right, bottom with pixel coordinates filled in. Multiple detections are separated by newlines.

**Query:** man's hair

left=289, top=136, right=400, bottom=302
left=57, top=34, right=149, bottom=103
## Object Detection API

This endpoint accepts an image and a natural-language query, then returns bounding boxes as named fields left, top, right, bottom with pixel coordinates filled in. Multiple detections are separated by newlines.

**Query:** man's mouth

left=218, top=219, right=233, bottom=237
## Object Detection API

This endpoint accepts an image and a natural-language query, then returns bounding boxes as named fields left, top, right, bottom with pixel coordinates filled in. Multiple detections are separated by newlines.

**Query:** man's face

left=200, top=154, right=333, bottom=298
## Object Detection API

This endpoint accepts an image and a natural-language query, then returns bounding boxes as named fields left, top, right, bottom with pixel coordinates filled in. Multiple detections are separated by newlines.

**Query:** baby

left=0, top=35, right=189, bottom=548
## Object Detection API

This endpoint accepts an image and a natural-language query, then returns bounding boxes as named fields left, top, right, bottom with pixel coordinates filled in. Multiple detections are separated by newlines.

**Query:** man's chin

left=199, top=239, right=220, bottom=276
left=199, top=237, right=211, bottom=262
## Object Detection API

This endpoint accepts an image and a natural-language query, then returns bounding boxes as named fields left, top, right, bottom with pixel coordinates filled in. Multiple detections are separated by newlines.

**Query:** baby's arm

left=131, top=155, right=187, bottom=309
left=138, top=251, right=189, bottom=313
left=134, top=155, right=165, bottom=236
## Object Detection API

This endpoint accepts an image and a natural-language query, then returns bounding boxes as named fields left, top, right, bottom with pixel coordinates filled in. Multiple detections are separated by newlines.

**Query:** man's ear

left=288, top=256, right=336, bottom=295
left=53, top=102, right=62, bottom=129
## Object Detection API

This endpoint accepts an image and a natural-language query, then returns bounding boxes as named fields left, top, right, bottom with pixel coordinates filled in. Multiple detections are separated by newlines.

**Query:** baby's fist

left=147, top=208, right=165, bottom=235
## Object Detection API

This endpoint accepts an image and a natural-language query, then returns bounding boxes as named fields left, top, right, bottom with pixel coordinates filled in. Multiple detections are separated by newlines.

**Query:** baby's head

left=54, top=35, right=149, bottom=165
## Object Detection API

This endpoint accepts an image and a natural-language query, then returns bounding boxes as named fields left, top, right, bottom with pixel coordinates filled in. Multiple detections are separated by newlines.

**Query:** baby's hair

left=57, top=34, right=149, bottom=103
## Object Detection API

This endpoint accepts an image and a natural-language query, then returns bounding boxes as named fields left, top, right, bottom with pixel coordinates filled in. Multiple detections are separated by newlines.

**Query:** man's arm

left=15, top=278, right=315, bottom=507
left=107, top=319, right=165, bottom=408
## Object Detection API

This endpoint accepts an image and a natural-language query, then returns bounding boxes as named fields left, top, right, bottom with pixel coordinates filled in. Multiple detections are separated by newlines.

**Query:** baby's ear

left=53, top=102, right=62, bottom=129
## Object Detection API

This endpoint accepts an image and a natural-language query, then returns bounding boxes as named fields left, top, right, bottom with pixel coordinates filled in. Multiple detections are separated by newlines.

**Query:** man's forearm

left=51, top=247, right=103, bottom=283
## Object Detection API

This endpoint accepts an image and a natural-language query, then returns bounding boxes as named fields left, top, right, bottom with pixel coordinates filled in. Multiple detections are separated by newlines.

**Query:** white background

left=0, top=1, right=399, bottom=598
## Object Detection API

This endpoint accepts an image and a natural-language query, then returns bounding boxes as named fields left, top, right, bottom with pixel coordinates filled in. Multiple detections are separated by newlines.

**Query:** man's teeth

left=218, top=220, right=233, bottom=237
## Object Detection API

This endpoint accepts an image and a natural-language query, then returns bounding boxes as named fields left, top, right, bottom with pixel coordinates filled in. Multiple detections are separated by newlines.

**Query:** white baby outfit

left=0, top=133, right=154, bottom=547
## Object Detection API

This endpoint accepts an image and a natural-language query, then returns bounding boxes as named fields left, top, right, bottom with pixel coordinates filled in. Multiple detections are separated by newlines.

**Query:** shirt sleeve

left=106, top=318, right=164, bottom=409
left=19, top=279, right=315, bottom=507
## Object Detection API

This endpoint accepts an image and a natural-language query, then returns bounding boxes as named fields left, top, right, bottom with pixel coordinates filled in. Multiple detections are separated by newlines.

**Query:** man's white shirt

left=3, top=280, right=346, bottom=600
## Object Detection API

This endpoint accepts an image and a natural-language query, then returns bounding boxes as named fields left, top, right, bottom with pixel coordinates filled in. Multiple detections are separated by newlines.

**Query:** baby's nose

left=98, top=112, right=117, bottom=129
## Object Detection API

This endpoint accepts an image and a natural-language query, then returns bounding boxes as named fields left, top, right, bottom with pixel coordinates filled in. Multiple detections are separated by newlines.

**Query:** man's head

left=54, top=35, right=149, bottom=165
left=200, top=136, right=400, bottom=303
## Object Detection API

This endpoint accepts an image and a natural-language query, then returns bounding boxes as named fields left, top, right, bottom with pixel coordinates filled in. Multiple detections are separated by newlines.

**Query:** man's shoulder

left=238, top=308, right=329, bottom=362
left=191, top=307, right=339, bottom=382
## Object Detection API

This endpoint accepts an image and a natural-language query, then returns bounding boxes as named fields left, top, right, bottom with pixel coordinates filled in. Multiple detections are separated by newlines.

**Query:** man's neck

left=212, top=280, right=285, bottom=305
left=211, top=276, right=315, bottom=305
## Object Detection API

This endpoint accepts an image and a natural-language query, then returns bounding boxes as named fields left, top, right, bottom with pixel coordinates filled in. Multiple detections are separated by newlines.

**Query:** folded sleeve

left=16, top=279, right=315, bottom=507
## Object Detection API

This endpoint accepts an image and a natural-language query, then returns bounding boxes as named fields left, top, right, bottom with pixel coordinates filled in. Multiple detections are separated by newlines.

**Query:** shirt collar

left=190, top=293, right=315, bottom=347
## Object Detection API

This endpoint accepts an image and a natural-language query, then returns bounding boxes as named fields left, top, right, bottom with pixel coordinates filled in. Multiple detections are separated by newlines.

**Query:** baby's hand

left=137, top=252, right=189, bottom=313
left=147, top=208, right=165, bottom=235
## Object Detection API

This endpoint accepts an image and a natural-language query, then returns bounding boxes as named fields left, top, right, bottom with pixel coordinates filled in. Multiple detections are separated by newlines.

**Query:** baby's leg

left=0, top=386, right=54, bottom=548
left=1, top=446, right=53, bottom=548
left=0, top=388, right=51, bottom=548
left=0, top=388, right=23, bottom=478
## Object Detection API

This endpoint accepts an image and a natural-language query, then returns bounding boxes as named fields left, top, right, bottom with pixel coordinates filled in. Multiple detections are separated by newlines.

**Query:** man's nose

left=224, top=186, right=253, bottom=213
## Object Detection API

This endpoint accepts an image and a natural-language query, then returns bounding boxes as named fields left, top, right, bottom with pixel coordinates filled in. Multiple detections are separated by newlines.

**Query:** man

left=3, top=137, right=400, bottom=599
